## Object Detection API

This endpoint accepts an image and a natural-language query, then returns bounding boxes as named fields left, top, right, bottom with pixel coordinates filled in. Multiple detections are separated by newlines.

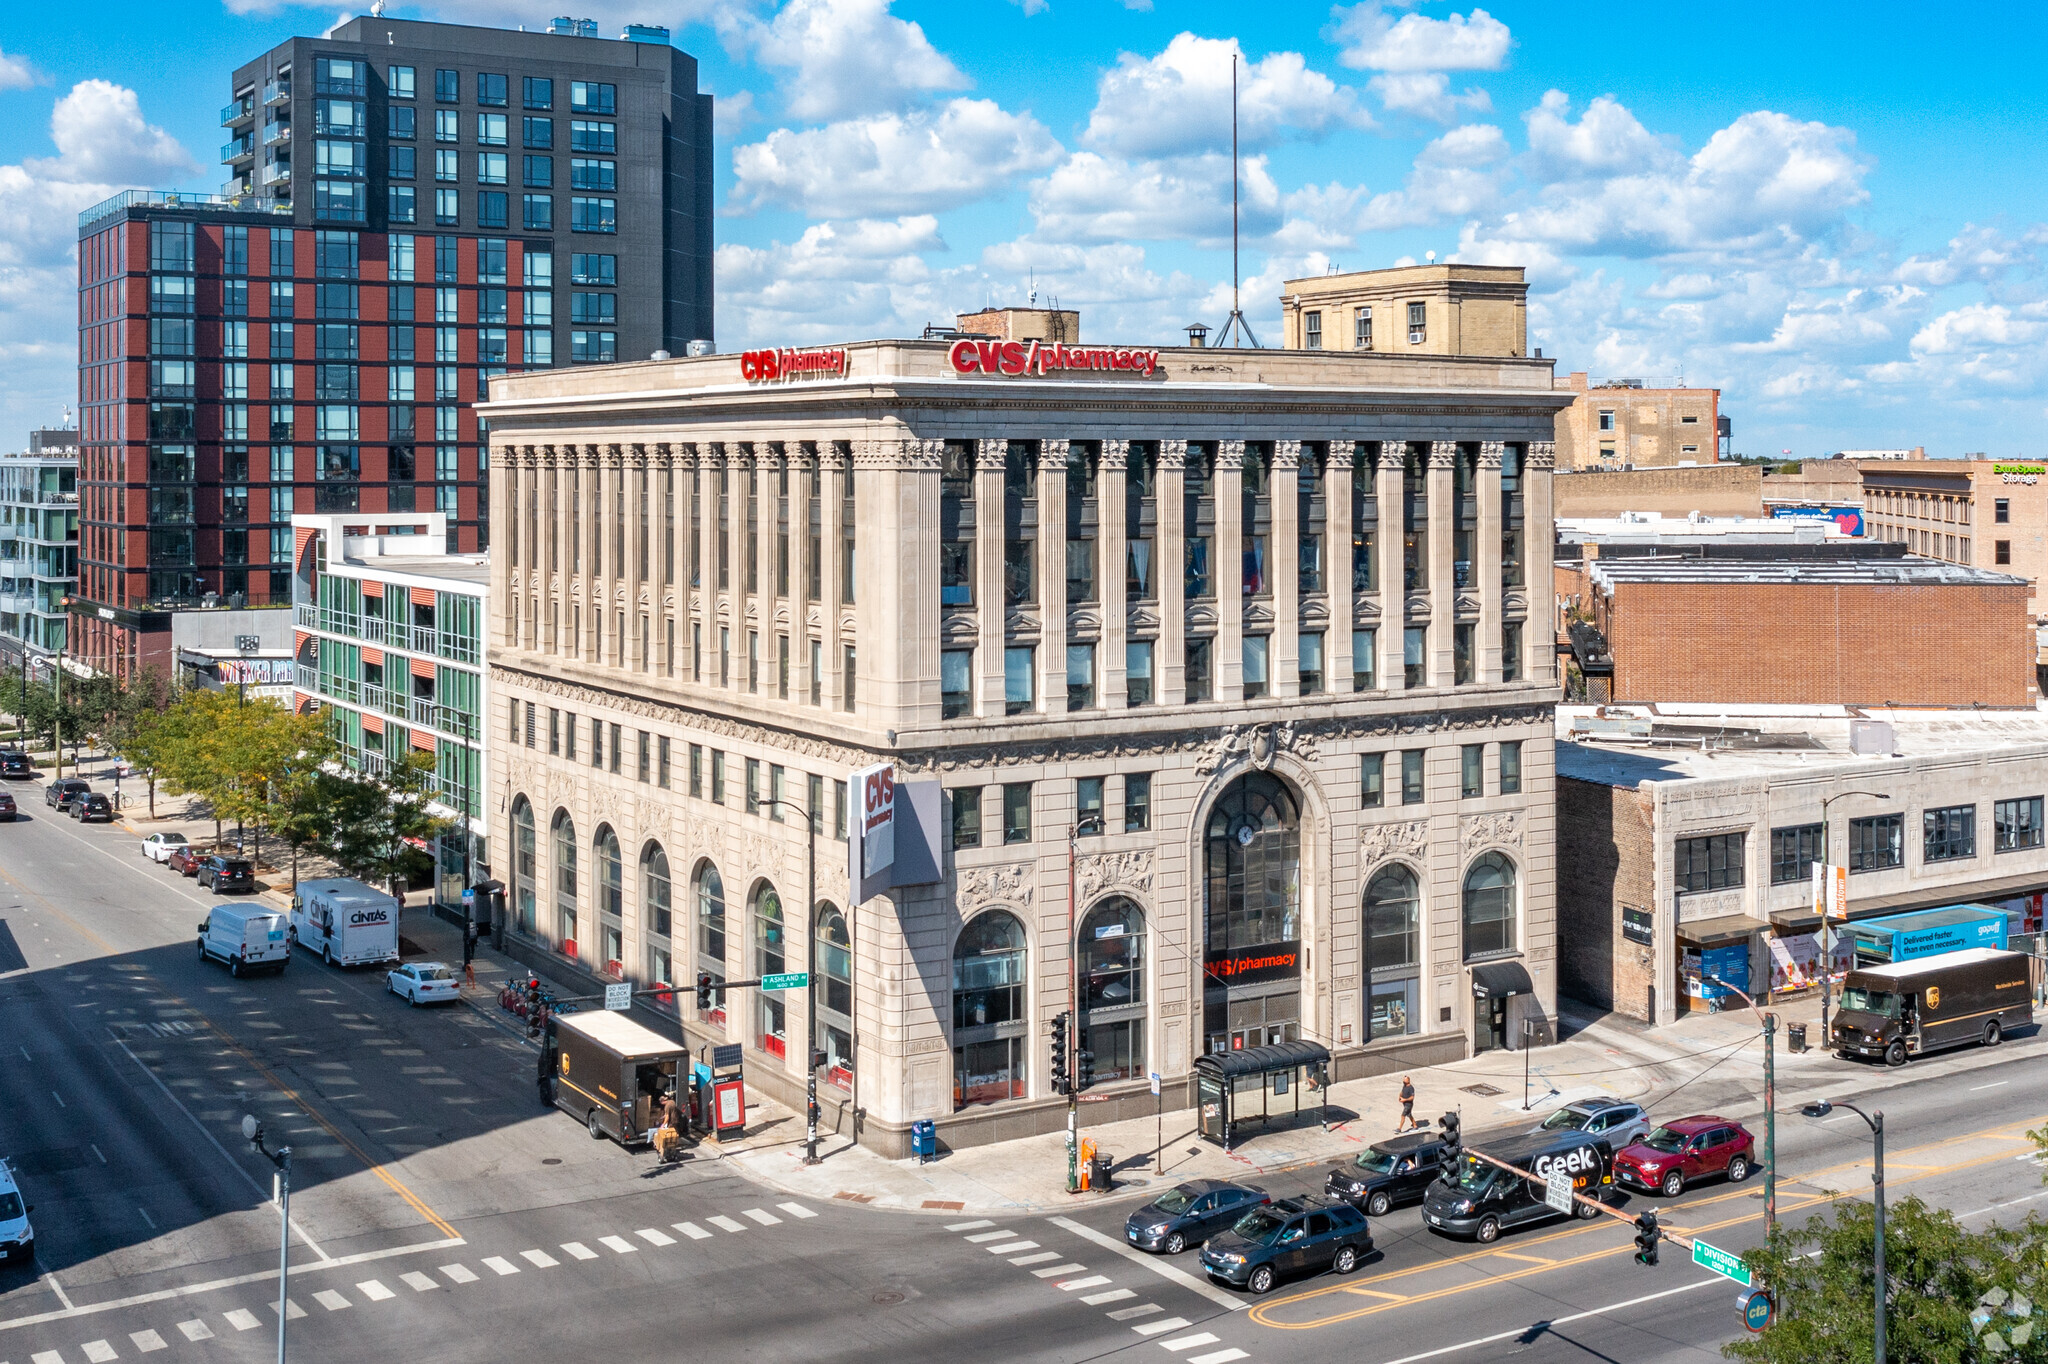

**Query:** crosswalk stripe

left=987, top=1241, right=1038, bottom=1254
left=1107, top=1304, right=1164, bottom=1322
left=561, top=1242, right=599, bottom=1260
left=521, top=1249, right=560, bottom=1267
left=33, top=1350, right=67, bottom=1364
left=946, top=1219, right=995, bottom=1231
left=129, top=1331, right=167, bottom=1354
left=674, top=1222, right=712, bottom=1240
left=267, top=1299, right=307, bottom=1319
left=177, top=1319, right=216, bottom=1341
left=1058, top=1274, right=1113, bottom=1291
left=963, top=1230, right=1013, bottom=1243
left=1010, top=1251, right=1061, bottom=1266
left=1189, top=1350, right=1249, bottom=1364
left=82, top=1341, right=119, bottom=1363
left=778, top=1202, right=817, bottom=1219
left=358, top=1279, right=397, bottom=1299
left=635, top=1228, right=676, bottom=1246
left=225, top=1307, right=263, bottom=1329
left=482, top=1257, right=520, bottom=1276
left=708, top=1215, right=747, bottom=1233
left=1134, top=1317, right=1191, bottom=1336
left=440, top=1264, right=479, bottom=1284
left=1082, top=1288, right=1136, bottom=1305
left=312, top=1291, right=350, bottom=1312
left=401, top=1272, right=439, bottom=1292
left=599, top=1235, right=637, bottom=1254
left=741, top=1208, right=781, bottom=1226
left=1032, top=1262, right=1088, bottom=1278
left=1160, top=1333, right=1221, bottom=1352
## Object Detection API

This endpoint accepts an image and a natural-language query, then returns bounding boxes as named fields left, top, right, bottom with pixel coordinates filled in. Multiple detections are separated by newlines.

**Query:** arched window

left=510, top=796, right=536, bottom=936
left=550, top=810, right=577, bottom=955
left=1078, top=897, right=1145, bottom=1084
left=696, top=862, right=726, bottom=1022
left=642, top=843, right=671, bottom=986
left=594, top=826, right=623, bottom=974
left=753, top=883, right=786, bottom=1059
left=1463, top=852, right=1518, bottom=959
left=1202, top=772, right=1302, bottom=1053
left=953, top=910, right=1027, bottom=1107
left=1364, top=864, right=1421, bottom=1039
left=815, top=903, right=852, bottom=1091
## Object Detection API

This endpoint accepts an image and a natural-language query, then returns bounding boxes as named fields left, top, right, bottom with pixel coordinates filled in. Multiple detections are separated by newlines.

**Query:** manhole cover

left=541, top=1158, right=562, bottom=1166
left=1460, top=1082, right=1506, bottom=1097
left=872, top=1291, right=905, bottom=1306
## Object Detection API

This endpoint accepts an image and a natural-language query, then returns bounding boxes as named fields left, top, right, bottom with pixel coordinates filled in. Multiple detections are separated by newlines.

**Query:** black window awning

left=1470, top=960, right=1535, bottom=1000
left=1192, top=1039, right=1331, bottom=1080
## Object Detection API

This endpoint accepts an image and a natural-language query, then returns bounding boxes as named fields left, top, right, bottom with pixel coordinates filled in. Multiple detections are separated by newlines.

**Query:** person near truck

left=1396, top=1076, right=1417, bottom=1132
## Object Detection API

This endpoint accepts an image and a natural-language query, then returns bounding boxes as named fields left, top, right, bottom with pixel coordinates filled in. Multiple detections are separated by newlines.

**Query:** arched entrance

left=1203, top=773, right=1302, bottom=1054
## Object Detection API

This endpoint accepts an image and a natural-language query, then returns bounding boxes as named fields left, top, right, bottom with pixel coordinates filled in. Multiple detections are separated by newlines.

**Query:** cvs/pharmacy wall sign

left=740, top=347, right=847, bottom=382
left=948, top=338, right=1161, bottom=378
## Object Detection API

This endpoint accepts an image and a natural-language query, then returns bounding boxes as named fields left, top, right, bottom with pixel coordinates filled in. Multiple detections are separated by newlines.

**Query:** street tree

left=310, top=749, right=448, bottom=902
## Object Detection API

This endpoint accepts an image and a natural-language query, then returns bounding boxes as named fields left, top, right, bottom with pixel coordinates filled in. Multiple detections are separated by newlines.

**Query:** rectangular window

left=1400, top=750, right=1424, bottom=805
left=710, top=750, right=725, bottom=805
left=1923, top=805, right=1976, bottom=863
left=1004, top=646, right=1034, bottom=715
left=1361, top=753, right=1384, bottom=808
left=1242, top=635, right=1268, bottom=699
left=1406, top=300, right=1426, bottom=344
left=569, top=157, right=617, bottom=190
left=608, top=724, right=623, bottom=773
left=570, top=81, right=617, bottom=114
left=1453, top=623, right=1474, bottom=686
left=389, top=65, right=415, bottom=99
left=1502, top=620, right=1522, bottom=684
left=950, top=787, right=981, bottom=849
left=1076, top=777, right=1104, bottom=834
left=477, top=72, right=508, bottom=107
left=1303, top=310, right=1321, bottom=349
left=1298, top=631, right=1324, bottom=694
left=477, top=113, right=508, bottom=145
left=589, top=717, right=604, bottom=769
left=1677, top=832, right=1746, bottom=893
left=688, top=744, right=703, bottom=798
left=1354, top=306, right=1372, bottom=349
left=941, top=649, right=972, bottom=718
left=1499, top=740, right=1522, bottom=795
left=570, top=291, right=616, bottom=323
left=390, top=146, right=416, bottom=179
left=1996, top=498, right=2011, bottom=524
left=1404, top=626, right=1425, bottom=688
left=1124, top=774, right=1151, bottom=832
left=1996, top=540, right=2011, bottom=565
left=571, top=252, right=617, bottom=285
left=657, top=736, right=670, bottom=788
left=1066, top=643, right=1095, bottom=711
left=477, top=191, right=508, bottom=229
left=477, top=151, right=508, bottom=183
left=569, top=120, right=616, bottom=153
left=1599, top=409, right=1616, bottom=432
left=635, top=731, right=650, bottom=783
left=842, top=644, right=857, bottom=712
left=523, top=154, right=552, bottom=187
left=1126, top=639, right=1153, bottom=706
left=1185, top=637, right=1212, bottom=703
left=434, top=68, right=458, bottom=103
left=1770, top=823, right=1823, bottom=884
left=523, top=76, right=552, bottom=110
left=389, top=104, right=416, bottom=140
left=1996, top=797, right=2045, bottom=852
left=1460, top=744, right=1483, bottom=798
left=1002, top=783, right=1032, bottom=844
left=1353, top=627, right=1376, bottom=691
left=523, top=116, right=553, bottom=149
left=1848, top=814, right=1904, bottom=873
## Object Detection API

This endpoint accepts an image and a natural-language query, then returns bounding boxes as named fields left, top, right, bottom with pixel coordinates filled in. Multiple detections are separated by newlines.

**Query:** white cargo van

left=291, top=878, right=401, bottom=968
left=197, top=904, right=291, bottom=977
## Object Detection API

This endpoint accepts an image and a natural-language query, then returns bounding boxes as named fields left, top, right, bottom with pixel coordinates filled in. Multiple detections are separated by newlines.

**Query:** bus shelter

left=1193, top=1041, right=1332, bottom=1151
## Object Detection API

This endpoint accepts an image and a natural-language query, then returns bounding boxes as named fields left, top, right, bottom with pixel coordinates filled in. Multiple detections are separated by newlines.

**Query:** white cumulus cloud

left=0, top=46, right=42, bottom=90
left=1331, top=2, right=1512, bottom=72
left=1081, top=33, right=1370, bottom=160
left=1028, top=150, right=1281, bottom=246
left=722, top=0, right=968, bottom=121
left=1369, top=71, right=1490, bottom=124
left=1523, top=90, right=1672, bottom=179
left=1359, top=122, right=1509, bottom=230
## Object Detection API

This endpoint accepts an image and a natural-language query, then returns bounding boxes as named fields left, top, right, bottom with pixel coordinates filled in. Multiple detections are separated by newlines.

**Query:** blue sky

left=2, top=1, right=2045, bottom=457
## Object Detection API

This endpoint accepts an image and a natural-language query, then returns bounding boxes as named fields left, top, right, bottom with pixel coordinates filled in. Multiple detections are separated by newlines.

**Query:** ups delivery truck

left=541, top=1010, right=689, bottom=1147
left=1832, top=946, right=2033, bottom=1066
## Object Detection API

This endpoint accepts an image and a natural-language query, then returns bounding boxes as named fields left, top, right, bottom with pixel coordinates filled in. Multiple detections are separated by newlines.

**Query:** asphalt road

left=2, top=782, right=2043, bottom=1364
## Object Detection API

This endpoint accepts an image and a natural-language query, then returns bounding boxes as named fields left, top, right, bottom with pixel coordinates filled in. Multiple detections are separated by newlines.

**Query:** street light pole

left=1802, top=1099, right=1884, bottom=1363
left=762, top=795, right=821, bottom=1165
left=1063, top=814, right=1104, bottom=1195
left=1815, top=790, right=1891, bottom=1045
left=243, top=1115, right=292, bottom=1364
left=1703, top=974, right=1777, bottom=1232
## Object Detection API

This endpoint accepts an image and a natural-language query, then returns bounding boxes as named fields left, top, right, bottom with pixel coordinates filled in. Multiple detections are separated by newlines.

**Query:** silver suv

left=1530, top=1097, right=1650, bottom=1149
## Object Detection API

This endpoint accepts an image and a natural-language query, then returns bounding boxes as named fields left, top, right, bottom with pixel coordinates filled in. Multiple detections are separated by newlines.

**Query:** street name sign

left=1693, top=1239, right=1753, bottom=1287
left=760, top=972, right=809, bottom=991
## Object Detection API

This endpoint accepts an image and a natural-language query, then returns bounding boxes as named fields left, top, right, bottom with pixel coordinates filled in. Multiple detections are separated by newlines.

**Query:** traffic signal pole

left=1066, top=822, right=1080, bottom=1194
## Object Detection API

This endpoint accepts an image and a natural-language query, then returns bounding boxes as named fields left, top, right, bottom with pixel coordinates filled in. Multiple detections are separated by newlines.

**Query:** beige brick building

left=1552, top=373, right=1720, bottom=472
left=480, top=338, right=1568, bottom=1154
left=1279, top=264, right=1530, bottom=358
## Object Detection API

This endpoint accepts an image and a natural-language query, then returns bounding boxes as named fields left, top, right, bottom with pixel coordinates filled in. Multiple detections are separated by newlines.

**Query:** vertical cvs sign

left=850, top=763, right=896, bottom=902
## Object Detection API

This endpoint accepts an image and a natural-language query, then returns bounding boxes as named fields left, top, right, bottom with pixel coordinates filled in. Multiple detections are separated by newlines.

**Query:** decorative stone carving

left=1273, top=439, right=1302, bottom=472
left=625, top=443, right=649, bottom=470
left=1359, top=820, right=1429, bottom=865
left=601, top=443, right=625, bottom=469
left=1478, top=441, right=1506, bottom=469
left=1076, top=850, right=1153, bottom=903
left=1461, top=810, right=1524, bottom=850
left=956, top=863, right=1035, bottom=912
left=1528, top=441, right=1556, bottom=470
left=1196, top=720, right=1319, bottom=775
left=1158, top=438, right=1188, bottom=473
left=1218, top=438, right=1246, bottom=472
left=1100, top=439, right=1129, bottom=473
left=1428, top=440, right=1458, bottom=469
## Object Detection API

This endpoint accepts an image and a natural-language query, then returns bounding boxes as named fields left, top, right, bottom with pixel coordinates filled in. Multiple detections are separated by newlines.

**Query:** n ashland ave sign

left=948, top=338, right=1161, bottom=378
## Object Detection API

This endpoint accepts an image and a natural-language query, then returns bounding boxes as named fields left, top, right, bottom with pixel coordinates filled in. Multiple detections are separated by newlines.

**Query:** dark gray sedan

left=1124, top=1179, right=1269, bottom=1255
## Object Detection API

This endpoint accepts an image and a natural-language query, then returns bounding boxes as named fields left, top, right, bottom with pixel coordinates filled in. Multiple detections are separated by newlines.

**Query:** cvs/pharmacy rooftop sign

left=948, top=338, right=1161, bottom=378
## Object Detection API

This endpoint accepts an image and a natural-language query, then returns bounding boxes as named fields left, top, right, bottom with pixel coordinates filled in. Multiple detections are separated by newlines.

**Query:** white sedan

left=141, top=832, right=190, bottom=863
left=387, top=961, right=461, bottom=1006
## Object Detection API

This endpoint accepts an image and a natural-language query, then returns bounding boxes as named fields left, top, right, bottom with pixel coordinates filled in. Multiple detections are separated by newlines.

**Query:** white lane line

left=1959, top=1189, right=2048, bottom=1220
left=1010, top=1251, right=1061, bottom=1266
left=136, top=1207, right=156, bottom=1230
left=1049, top=1215, right=1249, bottom=1313
left=635, top=1228, right=676, bottom=1247
left=707, top=1216, right=747, bottom=1233
left=1161, top=1332, right=1221, bottom=1352
left=674, top=1222, right=712, bottom=1240
left=177, top=1318, right=216, bottom=1339
left=1972, top=1081, right=2011, bottom=1091
left=89, top=1144, right=107, bottom=1165
left=963, top=1230, right=1014, bottom=1243
left=778, top=1202, right=817, bottom=1219
left=1190, top=1350, right=1249, bottom=1364
left=598, top=1236, right=637, bottom=1254
left=561, top=1242, right=598, bottom=1261
left=401, top=1271, right=439, bottom=1291
left=1082, top=1288, right=1137, bottom=1305
left=440, top=1265, right=479, bottom=1284
left=1108, top=1304, right=1165, bottom=1322
left=482, top=1257, right=521, bottom=1276
left=1032, top=1262, right=1089, bottom=1279
left=1058, top=1274, right=1113, bottom=1292
left=741, top=1208, right=781, bottom=1226
left=946, top=1219, right=996, bottom=1231
left=1135, top=1317, right=1192, bottom=1336
left=42, top=1273, right=74, bottom=1311
left=1367, top=1278, right=1723, bottom=1364
left=987, top=1241, right=1039, bottom=1254
left=130, top=1330, right=168, bottom=1353
left=357, top=1279, right=397, bottom=1300
left=312, top=1290, right=350, bottom=1311
left=82, top=1341, right=119, bottom=1363
left=520, top=1249, right=560, bottom=1267
left=51, top=1090, right=66, bottom=1108
left=224, top=1307, right=262, bottom=1330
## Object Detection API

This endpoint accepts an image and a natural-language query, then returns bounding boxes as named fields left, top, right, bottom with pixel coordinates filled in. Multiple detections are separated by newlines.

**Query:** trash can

left=1787, top=1023, right=1808, bottom=1054
left=911, top=1119, right=937, bottom=1164
left=1090, top=1150, right=1114, bottom=1192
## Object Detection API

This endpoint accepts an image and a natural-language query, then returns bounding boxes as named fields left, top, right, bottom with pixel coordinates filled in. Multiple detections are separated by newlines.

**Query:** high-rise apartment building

left=0, top=429, right=80, bottom=668
left=73, top=17, right=713, bottom=676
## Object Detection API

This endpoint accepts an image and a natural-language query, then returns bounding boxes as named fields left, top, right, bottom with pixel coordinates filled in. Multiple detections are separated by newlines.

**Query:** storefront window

left=953, top=911, right=1027, bottom=1107
left=1462, top=852, right=1517, bottom=959
left=551, top=809, right=577, bottom=955
left=1364, top=865, right=1421, bottom=1039
left=1079, top=898, right=1146, bottom=1084
left=753, top=884, right=785, bottom=1059
left=696, top=862, right=725, bottom=1024
left=1203, top=773, right=1302, bottom=1054
left=816, top=903, right=852, bottom=1090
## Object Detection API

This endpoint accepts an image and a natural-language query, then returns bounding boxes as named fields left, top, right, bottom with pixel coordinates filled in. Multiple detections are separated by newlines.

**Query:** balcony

left=295, top=602, right=318, bottom=629
left=263, top=81, right=290, bottom=107
left=222, top=138, right=255, bottom=166
left=221, top=98, right=254, bottom=127
left=77, top=188, right=290, bottom=230
left=264, top=124, right=292, bottom=148
left=261, top=164, right=292, bottom=187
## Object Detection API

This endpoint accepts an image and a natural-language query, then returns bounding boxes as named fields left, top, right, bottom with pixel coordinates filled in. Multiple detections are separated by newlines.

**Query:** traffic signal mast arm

left=1453, top=1146, right=1700, bottom=1252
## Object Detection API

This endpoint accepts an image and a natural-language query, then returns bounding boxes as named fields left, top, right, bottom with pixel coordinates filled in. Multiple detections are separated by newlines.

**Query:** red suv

left=1614, top=1116, right=1756, bottom=1197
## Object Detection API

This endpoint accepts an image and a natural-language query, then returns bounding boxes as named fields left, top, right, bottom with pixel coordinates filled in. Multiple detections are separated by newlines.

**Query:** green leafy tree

left=311, top=750, right=448, bottom=901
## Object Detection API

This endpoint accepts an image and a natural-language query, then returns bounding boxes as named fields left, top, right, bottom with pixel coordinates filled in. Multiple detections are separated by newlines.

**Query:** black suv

left=197, top=856, right=256, bottom=893
left=45, top=778, right=90, bottom=811
left=1200, top=1195, right=1373, bottom=1295
left=72, top=792, right=114, bottom=823
left=0, top=751, right=31, bottom=779
left=1326, top=1131, right=1449, bottom=1217
left=1125, top=1180, right=1269, bottom=1255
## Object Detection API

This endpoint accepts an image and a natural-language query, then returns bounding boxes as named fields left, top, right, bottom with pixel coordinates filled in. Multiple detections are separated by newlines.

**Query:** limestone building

left=1279, top=265, right=1531, bottom=357
left=1552, top=373, right=1721, bottom=471
left=481, top=334, right=1568, bottom=1153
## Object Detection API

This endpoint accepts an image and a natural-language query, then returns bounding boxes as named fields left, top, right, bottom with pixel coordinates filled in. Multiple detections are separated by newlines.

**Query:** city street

left=4, top=792, right=2045, bottom=1364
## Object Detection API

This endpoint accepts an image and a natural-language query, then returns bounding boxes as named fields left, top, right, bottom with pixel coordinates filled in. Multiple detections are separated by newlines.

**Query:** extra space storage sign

left=948, top=339, right=1161, bottom=378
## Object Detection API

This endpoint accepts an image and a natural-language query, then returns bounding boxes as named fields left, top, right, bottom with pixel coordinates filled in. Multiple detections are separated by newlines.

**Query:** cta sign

left=948, top=338, right=1160, bottom=379
left=740, top=347, right=848, bottom=383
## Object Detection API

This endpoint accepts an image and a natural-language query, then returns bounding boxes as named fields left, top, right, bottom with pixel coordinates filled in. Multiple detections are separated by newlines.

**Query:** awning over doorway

left=1470, top=960, right=1535, bottom=1000
left=1676, top=914, right=1763, bottom=945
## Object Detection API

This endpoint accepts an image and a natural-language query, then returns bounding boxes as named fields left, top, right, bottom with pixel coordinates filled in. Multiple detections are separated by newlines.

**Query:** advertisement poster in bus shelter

left=1765, top=932, right=1853, bottom=994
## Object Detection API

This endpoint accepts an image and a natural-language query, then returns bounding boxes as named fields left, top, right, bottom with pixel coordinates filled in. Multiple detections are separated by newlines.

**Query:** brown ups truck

left=1831, top=946, right=2033, bottom=1067
left=541, top=1010, right=688, bottom=1146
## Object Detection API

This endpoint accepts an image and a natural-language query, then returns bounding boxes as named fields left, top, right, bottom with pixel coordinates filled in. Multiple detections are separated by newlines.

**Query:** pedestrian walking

left=1395, top=1075, right=1417, bottom=1132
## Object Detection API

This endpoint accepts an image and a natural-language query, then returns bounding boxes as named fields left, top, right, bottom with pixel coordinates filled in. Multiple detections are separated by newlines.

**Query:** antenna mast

left=1214, top=52, right=1260, bottom=348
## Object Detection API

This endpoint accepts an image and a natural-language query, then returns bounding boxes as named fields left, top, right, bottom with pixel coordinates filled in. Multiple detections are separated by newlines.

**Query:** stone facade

left=1279, top=265, right=1529, bottom=358
left=1552, top=373, right=1719, bottom=472
left=479, top=339, right=1570, bottom=1155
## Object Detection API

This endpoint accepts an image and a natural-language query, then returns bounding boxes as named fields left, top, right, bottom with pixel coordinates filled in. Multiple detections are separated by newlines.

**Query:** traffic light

left=1050, top=1011, right=1070, bottom=1096
left=1633, top=1211, right=1661, bottom=1267
left=1075, top=1043, right=1095, bottom=1092
left=696, top=972, right=713, bottom=1011
left=1439, top=1111, right=1462, bottom=1164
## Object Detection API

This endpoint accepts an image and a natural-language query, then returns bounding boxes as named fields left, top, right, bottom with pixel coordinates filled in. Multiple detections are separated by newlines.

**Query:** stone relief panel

left=1460, top=810, right=1524, bottom=851
left=1075, top=850, right=1153, bottom=904
left=1359, top=820, right=1430, bottom=866
left=956, top=863, right=1035, bottom=914
left=1195, top=721, right=1321, bottom=776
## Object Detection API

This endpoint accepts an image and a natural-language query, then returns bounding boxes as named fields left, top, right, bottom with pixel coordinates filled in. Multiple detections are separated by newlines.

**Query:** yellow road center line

left=1342, top=1287, right=1411, bottom=1301
left=1486, top=1251, right=1556, bottom=1265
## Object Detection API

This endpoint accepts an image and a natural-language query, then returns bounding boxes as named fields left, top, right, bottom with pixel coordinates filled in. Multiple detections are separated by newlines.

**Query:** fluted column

left=696, top=444, right=722, bottom=682
left=1157, top=439, right=1187, bottom=705
left=546, top=446, right=566, bottom=655
left=1377, top=444, right=1405, bottom=690
left=975, top=440, right=1005, bottom=715
left=1038, top=441, right=1068, bottom=713
left=1527, top=441, right=1557, bottom=684
left=1216, top=439, right=1245, bottom=701
left=1100, top=440, right=1129, bottom=709
left=1328, top=441, right=1354, bottom=692
left=728, top=444, right=753, bottom=692
left=498, top=446, right=520, bottom=651
left=577, top=445, right=599, bottom=660
left=625, top=444, right=647, bottom=672
left=791, top=442, right=816, bottom=700
left=1478, top=441, right=1505, bottom=684
left=821, top=442, right=848, bottom=709
left=1427, top=440, right=1456, bottom=687
left=1272, top=439, right=1301, bottom=695
left=599, top=444, right=624, bottom=665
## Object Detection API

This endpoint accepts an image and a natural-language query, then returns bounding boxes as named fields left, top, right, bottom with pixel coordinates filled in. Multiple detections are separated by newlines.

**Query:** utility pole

left=1804, top=1100, right=1885, bottom=1362
left=763, top=795, right=821, bottom=1165
left=1815, top=789, right=1890, bottom=1043
left=1705, top=975, right=1776, bottom=1231
left=243, top=1115, right=292, bottom=1364
left=1066, top=819, right=1080, bottom=1194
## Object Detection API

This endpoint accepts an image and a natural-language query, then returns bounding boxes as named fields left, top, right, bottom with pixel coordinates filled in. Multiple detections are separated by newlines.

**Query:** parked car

left=0, top=750, right=32, bottom=779
left=1613, top=1117, right=1756, bottom=1198
left=388, top=961, right=461, bottom=1006
left=44, top=778, right=89, bottom=812
left=1125, top=1180, right=1270, bottom=1255
left=0, top=791, right=15, bottom=821
left=1326, top=1131, right=1450, bottom=1217
left=1199, top=1195, right=1373, bottom=1295
left=1423, top=1130, right=1614, bottom=1243
left=197, top=856, right=256, bottom=894
left=141, top=832, right=190, bottom=863
left=1530, top=1097, right=1650, bottom=1149
left=72, top=793, right=113, bottom=823
left=167, top=845, right=206, bottom=876
left=0, top=1160, right=32, bottom=1264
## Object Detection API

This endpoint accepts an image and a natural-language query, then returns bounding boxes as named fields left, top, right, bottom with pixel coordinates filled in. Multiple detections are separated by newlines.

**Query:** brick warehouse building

left=1556, top=548, right=2033, bottom=707
left=72, top=17, right=713, bottom=675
